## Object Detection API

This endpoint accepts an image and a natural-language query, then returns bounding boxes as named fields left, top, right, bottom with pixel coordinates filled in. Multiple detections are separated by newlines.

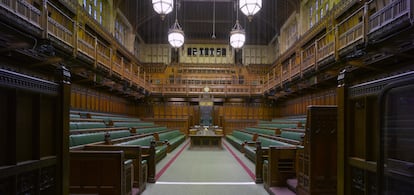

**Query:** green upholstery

left=226, top=130, right=255, bottom=151
left=245, top=127, right=275, bottom=135
left=113, top=122, right=155, bottom=128
left=70, top=114, right=80, bottom=118
left=110, top=130, right=131, bottom=139
left=70, top=122, right=106, bottom=130
left=158, top=130, right=186, bottom=151
left=244, top=136, right=293, bottom=162
left=69, top=130, right=131, bottom=147
left=139, top=126, right=168, bottom=134
left=256, top=137, right=291, bottom=147
left=92, top=116, right=141, bottom=122
left=271, top=118, right=306, bottom=124
left=70, top=133, right=104, bottom=147
left=257, top=123, right=299, bottom=129
left=280, top=131, right=304, bottom=141
left=117, top=135, right=167, bottom=163
left=118, top=136, right=154, bottom=146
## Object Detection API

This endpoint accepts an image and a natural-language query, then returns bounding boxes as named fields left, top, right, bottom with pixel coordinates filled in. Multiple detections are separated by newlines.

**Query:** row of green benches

left=70, top=121, right=156, bottom=130
left=70, top=111, right=141, bottom=122
left=69, top=126, right=172, bottom=147
left=226, top=130, right=304, bottom=183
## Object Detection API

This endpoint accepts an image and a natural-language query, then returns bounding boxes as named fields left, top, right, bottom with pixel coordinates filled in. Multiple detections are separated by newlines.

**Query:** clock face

left=204, top=86, right=210, bottom=92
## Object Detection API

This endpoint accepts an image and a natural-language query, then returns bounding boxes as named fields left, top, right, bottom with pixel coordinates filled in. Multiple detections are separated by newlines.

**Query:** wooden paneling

left=278, top=88, right=337, bottom=116
left=70, top=85, right=140, bottom=116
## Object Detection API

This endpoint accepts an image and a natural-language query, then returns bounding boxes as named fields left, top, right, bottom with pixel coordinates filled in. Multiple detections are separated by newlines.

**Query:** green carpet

left=141, top=139, right=269, bottom=195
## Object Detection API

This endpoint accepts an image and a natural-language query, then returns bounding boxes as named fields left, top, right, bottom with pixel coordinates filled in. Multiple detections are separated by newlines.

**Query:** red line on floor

left=155, top=141, right=190, bottom=180
left=223, top=141, right=256, bottom=180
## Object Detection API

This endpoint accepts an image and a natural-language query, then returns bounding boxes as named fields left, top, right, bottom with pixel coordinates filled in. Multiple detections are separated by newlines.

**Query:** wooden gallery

left=0, top=0, right=413, bottom=195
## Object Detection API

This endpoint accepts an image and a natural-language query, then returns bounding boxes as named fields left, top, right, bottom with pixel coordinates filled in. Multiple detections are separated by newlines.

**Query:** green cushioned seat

left=70, top=132, right=105, bottom=147
left=245, top=127, right=275, bottom=135
left=113, top=122, right=155, bottom=128
left=70, top=122, right=78, bottom=130
left=280, top=131, right=304, bottom=141
left=118, top=136, right=154, bottom=146
left=257, top=123, right=299, bottom=129
left=158, top=130, right=185, bottom=151
left=257, top=137, right=291, bottom=147
left=70, top=114, right=80, bottom=118
left=70, top=122, right=106, bottom=130
left=139, top=126, right=168, bottom=134
left=109, top=130, right=131, bottom=139
left=225, top=130, right=255, bottom=151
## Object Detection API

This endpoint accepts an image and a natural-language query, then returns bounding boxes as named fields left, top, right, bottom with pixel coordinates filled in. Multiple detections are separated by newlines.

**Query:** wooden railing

left=337, top=7, right=365, bottom=51
left=369, top=0, right=411, bottom=33
left=0, top=0, right=412, bottom=97
left=47, top=2, right=74, bottom=46
left=301, top=43, right=316, bottom=73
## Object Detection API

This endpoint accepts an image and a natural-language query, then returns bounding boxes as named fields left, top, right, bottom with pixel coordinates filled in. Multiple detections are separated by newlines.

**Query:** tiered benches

left=225, top=130, right=258, bottom=151
left=225, top=117, right=307, bottom=185
left=154, top=130, right=186, bottom=152
left=68, top=111, right=187, bottom=195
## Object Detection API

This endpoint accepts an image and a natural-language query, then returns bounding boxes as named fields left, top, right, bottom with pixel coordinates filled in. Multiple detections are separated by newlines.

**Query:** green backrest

left=159, top=130, right=182, bottom=140
left=245, top=127, right=274, bottom=135
left=140, top=126, right=167, bottom=134
left=71, top=121, right=106, bottom=129
left=110, top=130, right=131, bottom=139
left=70, top=114, right=80, bottom=118
left=257, top=137, right=291, bottom=147
left=70, top=122, right=78, bottom=130
left=280, top=131, right=304, bottom=141
left=117, top=136, right=154, bottom=146
left=257, top=123, right=298, bottom=129
left=70, top=132, right=105, bottom=147
left=232, top=130, right=253, bottom=141
left=113, top=122, right=155, bottom=128
left=271, top=118, right=306, bottom=124
left=92, top=116, right=141, bottom=122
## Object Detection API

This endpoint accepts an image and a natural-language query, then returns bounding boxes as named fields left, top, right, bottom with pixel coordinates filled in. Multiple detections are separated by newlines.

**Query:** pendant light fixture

left=239, top=0, right=262, bottom=21
left=230, top=1, right=245, bottom=49
left=152, top=0, right=174, bottom=20
left=168, top=0, right=184, bottom=48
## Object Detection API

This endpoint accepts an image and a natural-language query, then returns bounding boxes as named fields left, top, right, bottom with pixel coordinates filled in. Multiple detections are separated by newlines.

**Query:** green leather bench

left=70, top=130, right=131, bottom=147
left=257, top=123, right=300, bottom=129
left=117, top=135, right=167, bottom=163
left=70, top=122, right=107, bottom=130
left=156, top=130, right=186, bottom=152
left=225, top=130, right=257, bottom=152
left=113, top=122, right=155, bottom=128
left=245, top=127, right=276, bottom=136
left=92, top=115, right=141, bottom=122
left=244, top=136, right=293, bottom=163
left=139, top=126, right=168, bottom=134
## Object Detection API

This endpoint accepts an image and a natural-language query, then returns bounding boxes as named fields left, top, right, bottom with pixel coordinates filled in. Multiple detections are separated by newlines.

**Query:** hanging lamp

left=230, top=1, right=245, bottom=49
left=239, top=0, right=262, bottom=21
left=168, top=0, right=184, bottom=48
left=152, top=0, right=174, bottom=20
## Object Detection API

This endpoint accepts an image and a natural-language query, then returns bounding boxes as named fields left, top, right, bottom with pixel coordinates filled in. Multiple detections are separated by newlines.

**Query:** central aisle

left=141, top=139, right=269, bottom=195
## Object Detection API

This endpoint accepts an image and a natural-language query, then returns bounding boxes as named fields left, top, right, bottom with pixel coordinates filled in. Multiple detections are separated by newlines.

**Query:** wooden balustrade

left=369, top=0, right=411, bottom=33
left=0, top=0, right=411, bottom=97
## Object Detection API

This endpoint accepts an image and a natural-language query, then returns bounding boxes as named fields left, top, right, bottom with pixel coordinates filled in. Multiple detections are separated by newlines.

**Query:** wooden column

left=337, top=68, right=349, bottom=195
left=56, top=65, right=71, bottom=195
